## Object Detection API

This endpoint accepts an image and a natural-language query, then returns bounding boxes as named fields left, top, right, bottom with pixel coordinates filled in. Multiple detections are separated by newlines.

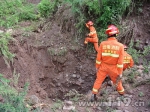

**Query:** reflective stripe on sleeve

left=96, top=60, right=101, bottom=64
left=102, top=53, right=119, bottom=57
left=118, top=89, right=124, bottom=93
left=89, top=31, right=96, bottom=35
left=117, top=64, right=123, bottom=68
left=92, top=88, right=98, bottom=92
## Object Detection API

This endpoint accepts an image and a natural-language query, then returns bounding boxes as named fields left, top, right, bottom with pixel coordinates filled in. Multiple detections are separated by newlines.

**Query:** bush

left=0, top=0, right=38, bottom=28
left=64, top=0, right=132, bottom=41
left=38, top=0, right=58, bottom=17
left=0, top=33, right=15, bottom=60
left=0, top=74, right=29, bottom=112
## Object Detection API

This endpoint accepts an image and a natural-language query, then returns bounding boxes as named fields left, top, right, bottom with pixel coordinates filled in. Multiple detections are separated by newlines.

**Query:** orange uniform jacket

left=123, top=51, right=134, bottom=71
left=96, top=37, right=124, bottom=75
left=85, top=26, right=99, bottom=52
left=87, top=26, right=98, bottom=43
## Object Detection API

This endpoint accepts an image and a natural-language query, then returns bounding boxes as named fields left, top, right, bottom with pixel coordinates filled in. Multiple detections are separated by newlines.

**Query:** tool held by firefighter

left=123, top=45, right=134, bottom=71
left=91, top=24, right=125, bottom=102
left=84, top=21, right=99, bottom=52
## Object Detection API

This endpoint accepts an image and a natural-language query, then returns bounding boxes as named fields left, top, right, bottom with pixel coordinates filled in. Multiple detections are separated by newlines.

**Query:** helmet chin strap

left=108, top=34, right=117, bottom=38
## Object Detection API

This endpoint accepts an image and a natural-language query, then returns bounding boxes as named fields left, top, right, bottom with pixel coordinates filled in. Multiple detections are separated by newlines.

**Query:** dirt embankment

left=0, top=1, right=150, bottom=112
left=0, top=4, right=97, bottom=101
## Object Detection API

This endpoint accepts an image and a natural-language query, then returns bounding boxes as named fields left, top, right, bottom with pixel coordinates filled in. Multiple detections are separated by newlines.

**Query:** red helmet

left=105, top=25, right=119, bottom=36
left=86, top=21, right=94, bottom=26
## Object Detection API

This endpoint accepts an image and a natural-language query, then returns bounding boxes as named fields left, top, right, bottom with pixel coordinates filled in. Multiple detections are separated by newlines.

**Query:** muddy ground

left=0, top=1, right=150, bottom=112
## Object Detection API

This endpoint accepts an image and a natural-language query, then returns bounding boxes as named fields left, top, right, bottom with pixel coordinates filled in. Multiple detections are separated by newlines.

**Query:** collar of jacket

left=107, top=37, right=117, bottom=41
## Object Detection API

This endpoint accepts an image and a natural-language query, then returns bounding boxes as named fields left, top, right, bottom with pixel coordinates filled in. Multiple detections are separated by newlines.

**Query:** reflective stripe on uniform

left=89, top=31, right=96, bottom=35
left=96, top=60, right=101, bottom=64
left=117, top=64, right=123, bottom=68
left=118, top=89, right=124, bottom=93
left=123, top=62, right=130, bottom=64
left=102, top=53, right=119, bottom=57
left=92, top=88, right=98, bottom=92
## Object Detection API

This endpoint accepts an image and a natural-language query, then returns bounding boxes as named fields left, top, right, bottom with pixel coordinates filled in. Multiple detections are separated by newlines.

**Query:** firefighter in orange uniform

left=84, top=21, right=99, bottom=52
left=91, top=25, right=124, bottom=101
left=123, top=45, right=134, bottom=71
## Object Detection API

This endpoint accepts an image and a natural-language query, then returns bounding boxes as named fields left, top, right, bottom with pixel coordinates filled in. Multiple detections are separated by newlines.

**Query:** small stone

left=28, top=95, right=40, bottom=105
left=97, top=107, right=102, bottom=110
left=145, top=39, right=149, bottom=44
left=63, top=105, right=75, bottom=110
left=124, top=94, right=133, bottom=98
left=6, top=29, right=13, bottom=34
left=76, top=75, right=80, bottom=78
left=137, top=65, right=144, bottom=69
left=0, top=30, right=4, bottom=34
left=137, top=69, right=143, bottom=74
left=139, top=99, right=143, bottom=101
left=63, top=100, right=75, bottom=111
left=72, top=74, right=76, bottom=78
left=136, top=76, right=142, bottom=81
left=112, top=101, right=120, bottom=107
left=57, top=83, right=61, bottom=87
left=64, top=100, right=73, bottom=106
left=124, top=110, right=129, bottom=112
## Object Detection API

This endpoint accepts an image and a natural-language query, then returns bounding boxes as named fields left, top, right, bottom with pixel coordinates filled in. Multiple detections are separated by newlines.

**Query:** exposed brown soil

left=0, top=0, right=150, bottom=112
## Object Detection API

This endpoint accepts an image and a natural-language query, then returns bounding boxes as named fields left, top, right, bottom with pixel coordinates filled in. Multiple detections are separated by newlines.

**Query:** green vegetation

left=138, top=92, right=144, bottom=97
left=0, top=0, right=38, bottom=28
left=0, top=74, right=29, bottom=112
left=38, top=0, right=59, bottom=17
left=0, top=33, right=15, bottom=60
left=0, top=0, right=149, bottom=111
left=127, top=40, right=141, bottom=64
left=128, top=40, right=150, bottom=72
left=64, top=0, right=132, bottom=41
left=51, top=99, right=63, bottom=112
left=0, top=0, right=59, bottom=28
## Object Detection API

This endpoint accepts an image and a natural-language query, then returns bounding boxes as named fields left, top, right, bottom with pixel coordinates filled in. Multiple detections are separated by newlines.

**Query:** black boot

left=90, top=94, right=97, bottom=102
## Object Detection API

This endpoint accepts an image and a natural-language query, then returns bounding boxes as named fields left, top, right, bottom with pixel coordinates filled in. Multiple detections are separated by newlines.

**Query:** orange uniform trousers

left=85, top=37, right=98, bottom=52
left=92, top=62, right=124, bottom=95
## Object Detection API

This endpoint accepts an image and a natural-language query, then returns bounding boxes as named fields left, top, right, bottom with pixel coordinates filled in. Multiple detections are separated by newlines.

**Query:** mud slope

left=0, top=4, right=97, bottom=101
left=0, top=1, right=150, bottom=111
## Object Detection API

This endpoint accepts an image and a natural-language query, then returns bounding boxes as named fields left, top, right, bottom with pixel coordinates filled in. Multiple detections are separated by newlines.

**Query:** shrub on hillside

left=0, top=74, right=29, bottom=112
left=38, top=0, right=58, bottom=17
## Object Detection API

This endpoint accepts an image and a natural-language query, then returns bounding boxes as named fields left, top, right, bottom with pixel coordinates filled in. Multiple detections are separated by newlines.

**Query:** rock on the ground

left=63, top=100, right=75, bottom=111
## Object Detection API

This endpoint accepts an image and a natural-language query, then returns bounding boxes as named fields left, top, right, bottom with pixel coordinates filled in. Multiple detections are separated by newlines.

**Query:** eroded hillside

left=0, top=0, right=150, bottom=112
